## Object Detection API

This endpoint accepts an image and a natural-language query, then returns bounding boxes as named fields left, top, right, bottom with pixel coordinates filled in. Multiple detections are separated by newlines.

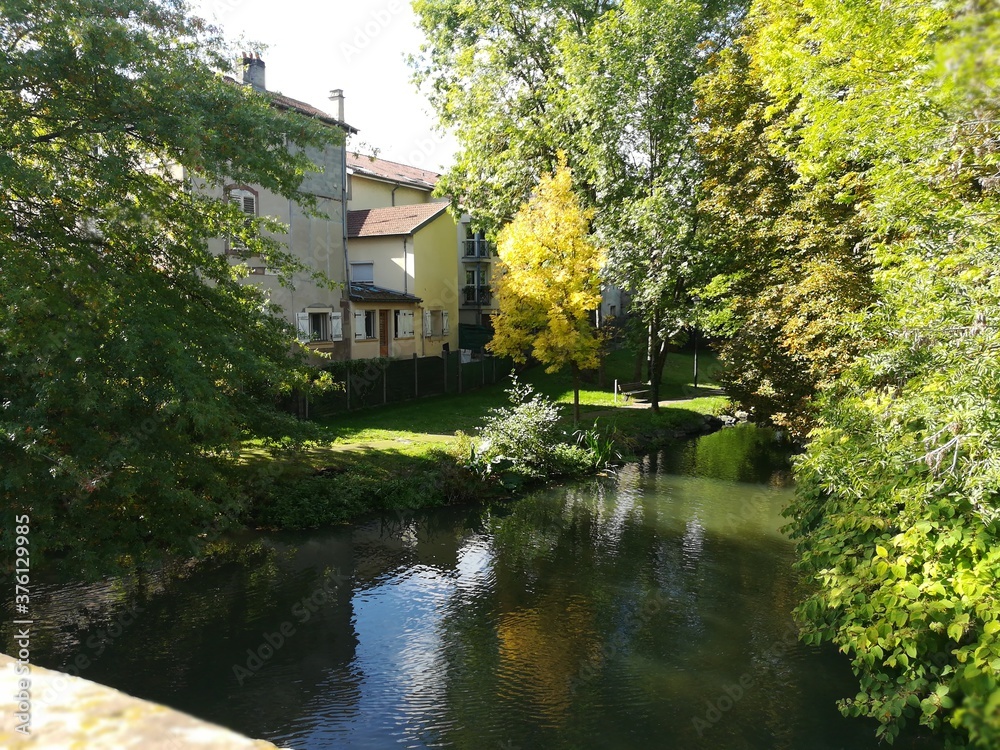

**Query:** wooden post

left=614, top=378, right=619, bottom=405
left=413, top=352, right=419, bottom=398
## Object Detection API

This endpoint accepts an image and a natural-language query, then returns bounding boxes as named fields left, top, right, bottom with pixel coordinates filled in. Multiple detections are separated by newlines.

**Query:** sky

left=191, top=0, right=458, bottom=174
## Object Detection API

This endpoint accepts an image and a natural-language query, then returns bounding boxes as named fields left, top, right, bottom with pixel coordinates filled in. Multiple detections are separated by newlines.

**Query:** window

left=351, top=262, right=374, bottom=285
left=295, top=310, right=342, bottom=342
left=609, top=305, right=617, bottom=317
left=354, top=310, right=378, bottom=340
left=463, top=228, right=494, bottom=258
left=422, top=309, right=450, bottom=337
left=226, top=187, right=257, bottom=253
left=394, top=309, right=415, bottom=338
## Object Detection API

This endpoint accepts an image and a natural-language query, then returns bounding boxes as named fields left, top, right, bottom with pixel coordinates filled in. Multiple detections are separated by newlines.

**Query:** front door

left=379, top=309, right=390, bottom=357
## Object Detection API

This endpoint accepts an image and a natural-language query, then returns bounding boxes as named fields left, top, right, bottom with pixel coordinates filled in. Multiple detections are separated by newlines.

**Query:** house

left=183, top=56, right=356, bottom=360
left=345, top=153, right=460, bottom=357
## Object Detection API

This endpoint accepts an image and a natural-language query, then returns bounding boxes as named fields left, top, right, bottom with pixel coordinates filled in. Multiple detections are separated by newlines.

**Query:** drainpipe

left=390, top=182, right=401, bottom=207
left=402, top=237, right=408, bottom=294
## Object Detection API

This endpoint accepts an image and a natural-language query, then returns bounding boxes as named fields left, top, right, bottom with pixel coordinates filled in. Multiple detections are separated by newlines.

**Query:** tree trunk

left=651, top=338, right=669, bottom=412
left=572, top=364, right=581, bottom=424
left=632, top=343, right=645, bottom=382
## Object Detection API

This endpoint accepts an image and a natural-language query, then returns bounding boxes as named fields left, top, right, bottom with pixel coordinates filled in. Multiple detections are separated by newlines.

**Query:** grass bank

left=242, top=349, right=729, bottom=530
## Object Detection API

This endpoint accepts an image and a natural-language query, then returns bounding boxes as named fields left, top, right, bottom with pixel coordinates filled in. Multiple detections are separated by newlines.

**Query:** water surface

left=16, top=426, right=938, bottom=748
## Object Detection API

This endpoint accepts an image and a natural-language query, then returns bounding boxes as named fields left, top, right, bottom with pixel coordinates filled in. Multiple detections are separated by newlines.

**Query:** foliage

left=693, top=33, right=872, bottom=434
left=488, top=156, right=604, bottom=420
left=410, top=0, right=613, bottom=232
left=561, top=0, right=744, bottom=408
left=730, top=0, right=1000, bottom=745
left=573, top=420, right=621, bottom=472
left=0, top=0, right=343, bottom=572
left=413, top=0, right=744, bottom=412
left=467, top=376, right=608, bottom=487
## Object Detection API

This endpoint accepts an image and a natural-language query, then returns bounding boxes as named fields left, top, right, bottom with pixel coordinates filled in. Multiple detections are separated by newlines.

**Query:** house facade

left=186, top=56, right=357, bottom=361
left=345, top=154, right=459, bottom=357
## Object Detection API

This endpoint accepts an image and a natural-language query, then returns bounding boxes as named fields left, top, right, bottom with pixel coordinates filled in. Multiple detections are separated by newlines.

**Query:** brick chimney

left=329, top=89, right=345, bottom=122
left=243, top=53, right=265, bottom=92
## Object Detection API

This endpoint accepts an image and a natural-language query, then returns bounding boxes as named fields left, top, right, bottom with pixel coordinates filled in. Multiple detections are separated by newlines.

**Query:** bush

left=464, top=377, right=619, bottom=486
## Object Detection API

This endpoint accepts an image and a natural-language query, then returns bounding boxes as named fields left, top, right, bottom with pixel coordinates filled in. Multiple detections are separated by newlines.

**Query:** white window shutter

left=295, top=312, right=309, bottom=342
left=442, top=310, right=450, bottom=335
left=242, top=194, right=256, bottom=216
left=406, top=311, right=415, bottom=337
left=423, top=309, right=432, bottom=338
left=330, top=312, right=342, bottom=341
left=354, top=311, right=365, bottom=340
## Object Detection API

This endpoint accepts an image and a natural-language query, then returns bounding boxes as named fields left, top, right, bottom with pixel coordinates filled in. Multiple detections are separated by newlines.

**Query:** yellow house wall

left=413, top=213, right=460, bottom=356
left=349, top=305, right=418, bottom=359
left=348, top=175, right=431, bottom=211
left=348, top=235, right=412, bottom=291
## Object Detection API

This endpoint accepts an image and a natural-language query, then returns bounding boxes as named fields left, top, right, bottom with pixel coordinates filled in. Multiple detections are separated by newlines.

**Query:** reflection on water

left=14, top=427, right=939, bottom=749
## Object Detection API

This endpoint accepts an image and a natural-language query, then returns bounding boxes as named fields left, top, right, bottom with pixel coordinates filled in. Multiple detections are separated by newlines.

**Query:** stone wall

left=0, top=653, right=284, bottom=749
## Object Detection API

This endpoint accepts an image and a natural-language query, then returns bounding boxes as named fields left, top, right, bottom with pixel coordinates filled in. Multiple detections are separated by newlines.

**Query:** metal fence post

left=413, top=352, right=419, bottom=398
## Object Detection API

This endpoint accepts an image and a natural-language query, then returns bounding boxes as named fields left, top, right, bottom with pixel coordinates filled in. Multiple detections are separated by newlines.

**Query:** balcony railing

left=462, top=239, right=495, bottom=258
left=462, top=285, right=493, bottom=306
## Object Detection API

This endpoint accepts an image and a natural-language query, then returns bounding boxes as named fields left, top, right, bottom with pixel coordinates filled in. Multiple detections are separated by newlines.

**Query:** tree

left=413, top=0, right=745, bottom=409
left=692, top=25, right=872, bottom=435
left=559, top=0, right=745, bottom=409
left=410, top=0, right=616, bottom=233
left=488, top=157, right=604, bottom=423
left=0, top=0, right=342, bottom=573
left=716, top=0, right=1000, bottom=745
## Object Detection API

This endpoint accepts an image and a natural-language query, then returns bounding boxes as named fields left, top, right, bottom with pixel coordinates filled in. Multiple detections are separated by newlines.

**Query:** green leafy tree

left=488, top=157, right=604, bottom=423
left=410, top=0, right=612, bottom=232
left=560, top=0, right=743, bottom=409
left=0, top=0, right=343, bottom=572
left=715, top=0, right=1000, bottom=745
left=693, top=23, right=872, bottom=434
left=413, top=0, right=744, bottom=409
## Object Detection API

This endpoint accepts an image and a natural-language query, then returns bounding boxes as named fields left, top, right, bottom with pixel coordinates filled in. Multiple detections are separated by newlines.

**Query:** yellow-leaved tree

left=488, top=155, right=604, bottom=422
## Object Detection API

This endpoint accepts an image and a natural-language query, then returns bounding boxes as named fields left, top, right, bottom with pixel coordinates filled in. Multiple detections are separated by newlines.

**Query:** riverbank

left=241, top=387, right=730, bottom=533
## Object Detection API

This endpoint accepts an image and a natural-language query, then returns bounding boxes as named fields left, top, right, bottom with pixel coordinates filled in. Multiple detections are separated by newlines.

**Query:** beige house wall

left=188, top=135, right=351, bottom=363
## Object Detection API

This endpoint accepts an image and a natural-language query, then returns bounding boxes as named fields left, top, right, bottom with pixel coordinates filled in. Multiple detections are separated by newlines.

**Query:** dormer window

left=351, top=262, right=374, bottom=285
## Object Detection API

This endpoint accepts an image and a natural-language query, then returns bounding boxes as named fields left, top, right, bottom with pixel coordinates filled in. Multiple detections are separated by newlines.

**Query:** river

left=19, top=425, right=939, bottom=748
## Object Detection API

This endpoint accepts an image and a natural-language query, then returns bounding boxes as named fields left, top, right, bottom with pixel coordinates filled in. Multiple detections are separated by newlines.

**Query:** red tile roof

left=347, top=153, right=440, bottom=191
left=348, top=203, right=450, bottom=238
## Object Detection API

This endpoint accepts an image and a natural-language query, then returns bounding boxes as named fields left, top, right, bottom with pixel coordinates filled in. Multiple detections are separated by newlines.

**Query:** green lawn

left=315, top=348, right=724, bottom=444
left=241, top=348, right=729, bottom=530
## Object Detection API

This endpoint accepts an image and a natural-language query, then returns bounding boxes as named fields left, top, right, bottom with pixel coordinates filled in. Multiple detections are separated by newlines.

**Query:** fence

left=307, top=351, right=514, bottom=419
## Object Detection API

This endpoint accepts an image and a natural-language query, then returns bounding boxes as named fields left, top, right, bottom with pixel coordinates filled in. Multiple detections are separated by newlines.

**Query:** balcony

left=462, top=285, right=493, bottom=306
left=462, top=238, right=495, bottom=259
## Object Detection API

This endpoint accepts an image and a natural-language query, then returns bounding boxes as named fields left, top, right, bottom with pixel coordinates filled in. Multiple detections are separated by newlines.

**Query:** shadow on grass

left=241, top=444, right=493, bottom=531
